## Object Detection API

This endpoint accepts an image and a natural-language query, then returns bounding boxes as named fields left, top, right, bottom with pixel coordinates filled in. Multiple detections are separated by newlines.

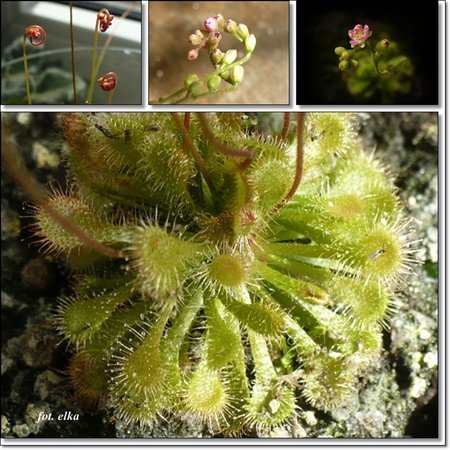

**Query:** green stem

left=107, top=89, right=115, bottom=105
left=369, top=49, right=382, bottom=76
left=22, top=35, right=32, bottom=105
left=174, top=85, right=238, bottom=104
left=170, top=112, right=217, bottom=198
left=154, top=52, right=253, bottom=105
left=95, top=5, right=133, bottom=75
left=86, top=18, right=100, bottom=104
left=69, top=1, right=77, bottom=104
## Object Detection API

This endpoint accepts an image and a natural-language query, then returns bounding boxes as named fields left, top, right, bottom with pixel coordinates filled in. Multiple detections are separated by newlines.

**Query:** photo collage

left=0, top=0, right=443, bottom=446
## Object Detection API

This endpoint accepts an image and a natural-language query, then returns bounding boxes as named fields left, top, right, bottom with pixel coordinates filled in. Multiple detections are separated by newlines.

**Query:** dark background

left=296, top=0, right=439, bottom=105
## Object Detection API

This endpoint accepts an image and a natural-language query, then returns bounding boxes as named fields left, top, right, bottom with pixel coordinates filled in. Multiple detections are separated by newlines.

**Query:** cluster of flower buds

left=335, top=24, right=391, bottom=72
left=334, top=47, right=359, bottom=71
left=186, top=14, right=256, bottom=87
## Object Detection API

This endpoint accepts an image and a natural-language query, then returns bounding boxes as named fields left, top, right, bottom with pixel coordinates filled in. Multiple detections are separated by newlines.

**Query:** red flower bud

left=25, top=25, right=46, bottom=46
left=97, top=72, right=118, bottom=91
left=97, top=8, right=114, bottom=32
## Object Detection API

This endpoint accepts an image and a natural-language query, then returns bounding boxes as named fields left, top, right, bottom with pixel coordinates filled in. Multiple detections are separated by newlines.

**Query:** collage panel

left=1, top=1, right=142, bottom=105
left=0, top=111, right=438, bottom=439
left=296, top=0, right=439, bottom=105
left=149, top=1, right=290, bottom=105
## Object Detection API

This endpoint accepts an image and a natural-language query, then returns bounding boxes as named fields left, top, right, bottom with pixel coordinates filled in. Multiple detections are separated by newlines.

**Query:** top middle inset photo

left=149, top=1, right=290, bottom=105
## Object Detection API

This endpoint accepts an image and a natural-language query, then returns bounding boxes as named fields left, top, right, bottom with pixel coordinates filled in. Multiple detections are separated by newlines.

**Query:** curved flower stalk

left=5, top=113, right=417, bottom=435
left=334, top=24, right=413, bottom=102
left=86, top=8, right=115, bottom=104
left=97, top=71, right=118, bottom=104
left=22, top=25, right=46, bottom=104
left=154, top=14, right=256, bottom=104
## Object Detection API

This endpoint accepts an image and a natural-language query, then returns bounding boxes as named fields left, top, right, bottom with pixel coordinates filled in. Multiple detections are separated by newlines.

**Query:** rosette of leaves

left=25, top=112, right=415, bottom=435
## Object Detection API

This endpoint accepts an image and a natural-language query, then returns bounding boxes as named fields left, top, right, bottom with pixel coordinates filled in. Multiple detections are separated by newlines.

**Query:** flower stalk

left=22, top=25, right=46, bottom=105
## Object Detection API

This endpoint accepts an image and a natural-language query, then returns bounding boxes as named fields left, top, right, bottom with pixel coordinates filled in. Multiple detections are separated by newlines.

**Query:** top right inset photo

left=297, top=0, right=439, bottom=105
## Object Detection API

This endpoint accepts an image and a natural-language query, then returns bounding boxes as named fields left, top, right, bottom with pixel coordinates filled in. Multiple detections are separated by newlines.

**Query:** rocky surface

left=1, top=112, right=438, bottom=440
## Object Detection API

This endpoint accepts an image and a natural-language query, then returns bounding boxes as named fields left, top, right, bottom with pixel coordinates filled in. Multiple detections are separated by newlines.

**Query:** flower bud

left=219, top=69, right=231, bottom=83
left=207, top=31, right=222, bottom=49
left=210, top=48, right=224, bottom=64
left=187, top=49, right=199, bottom=60
left=222, top=49, right=237, bottom=65
left=339, top=60, right=349, bottom=71
left=375, top=39, right=390, bottom=53
left=187, top=80, right=204, bottom=98
left=244, top=34, right=256, bottom=53
left=236, top=23, right=249, bottom=40
left=224, top=19, right=237, bottom=33
left=334, top=46, right=346, bottom=56
left=229, top=65, right=244, bottom=85
left=184, top=74, right=200, bottom=88
left=189, top=33, right=203, bottom=46
left=213, top=14, right=225, bottom=28
left=350, top=59, right=358, bottom=68
left=340, top=50, right=353, bottom=61
left=207, top=74, right=222, bottom=92
left=97, top=72, right=117, bottom=91
left=195, top=29, right=205, bottom=38
left=204, top=17, right=218, bottom=32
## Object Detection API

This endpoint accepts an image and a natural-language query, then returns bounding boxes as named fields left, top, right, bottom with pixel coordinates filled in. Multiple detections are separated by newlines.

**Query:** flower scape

left=13, top=112, right=416, bottom=435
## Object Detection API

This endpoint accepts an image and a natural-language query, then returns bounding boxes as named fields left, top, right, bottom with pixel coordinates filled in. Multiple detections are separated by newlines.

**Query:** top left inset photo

left=1, top=1, right=142, bottom=105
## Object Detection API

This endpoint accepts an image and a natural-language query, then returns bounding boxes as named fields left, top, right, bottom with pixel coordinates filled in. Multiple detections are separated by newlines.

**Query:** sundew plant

left=2, top=113, right=417, bottom=435
left=334, top=24, right=413, bottom=103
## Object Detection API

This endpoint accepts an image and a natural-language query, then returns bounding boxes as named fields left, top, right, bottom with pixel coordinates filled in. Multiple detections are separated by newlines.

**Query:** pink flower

left=348, top=24, right=372, bottom=48
left=204, top=17, right=218, bottom=32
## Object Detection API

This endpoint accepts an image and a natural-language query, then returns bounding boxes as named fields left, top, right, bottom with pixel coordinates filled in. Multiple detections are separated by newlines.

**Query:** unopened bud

left=187, top=49, right=199, bottom=60
left=340, top=50, right=353, bottom=61
left=207, top=74, right=222, bottom=92
left=339, top=60, right=349, bottom=71
left=184, top=74, right=200, bottom=88
left=210, top=48, right=224, bottom=64
left=244, top=34, right=256, bottom=53
left=236, top=23, right=249, bottom=40
left=350, top=59, right=358, bottom=68
left=207, top=31, right=222, bottom=49
left=222, top=49, right=237, bottom=65
left=334, top=46, right=346, bottom=56
left=224, top=19, right=237, bottom=33
left=229, top=65, right=244, bottom=85
left=187, top=80, right=204, bottom=98
left=195, top=29, right=205, bottom=38
left=189, top=34, right=203, bottom=46
left=204, top=17, right=218, bottom=32
left=375, top=39, right=390, bottom=53
left=213, top=14, right=225, bottom=28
